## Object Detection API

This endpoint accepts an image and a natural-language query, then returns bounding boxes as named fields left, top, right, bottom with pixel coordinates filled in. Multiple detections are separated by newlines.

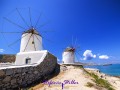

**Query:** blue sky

left=0, top=0, right=120, bottom=64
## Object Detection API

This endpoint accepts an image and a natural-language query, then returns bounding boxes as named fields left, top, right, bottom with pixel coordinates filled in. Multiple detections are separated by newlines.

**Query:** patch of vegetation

left=0, top=54, right=15, bottom=63
left=86, top=82, right=94, bottom=87
left=0, top=55, right=3, bottom=59
left=84, top=69, right=115, bottom=90
left=74, top=65, right=83, bottom=69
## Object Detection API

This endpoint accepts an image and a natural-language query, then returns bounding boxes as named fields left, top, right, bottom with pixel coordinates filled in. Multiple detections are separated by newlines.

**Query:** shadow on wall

left=21, top=64, right=60, bottom=89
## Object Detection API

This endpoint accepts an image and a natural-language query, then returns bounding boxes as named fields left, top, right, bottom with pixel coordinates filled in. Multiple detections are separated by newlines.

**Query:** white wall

left=20, top=33, right=42, bottom=52
left=15, top=50, right=47, bottom=65
left=62, top=52, right=75, bottom=64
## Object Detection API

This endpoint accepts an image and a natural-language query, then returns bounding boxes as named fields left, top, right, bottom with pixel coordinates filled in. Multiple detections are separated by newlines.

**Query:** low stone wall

left=0, top=52, right=57, bottom=89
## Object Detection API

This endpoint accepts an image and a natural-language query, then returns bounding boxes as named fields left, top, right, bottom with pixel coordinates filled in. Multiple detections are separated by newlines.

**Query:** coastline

left=84, top=64, right=120, bottom=76
left=85, top=67, right=120, bottom=90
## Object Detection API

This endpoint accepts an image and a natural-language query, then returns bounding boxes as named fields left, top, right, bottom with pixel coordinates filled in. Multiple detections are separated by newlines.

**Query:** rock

left=30, top=67, right=33, bottom=71
left=21, top=80, right=27, bottom=86
left=11, top=79, right=16, bottom=85
left=2, top=88, right=6, bottom=90
left=16, top=68, right=22, bottom=73
left=0, top=70, right=5, bottom=77
left=22, top=68, right=27, bottom=72
left=27, top=80, right=32, bottom=84
left=17, top=79, right=22, bottom=84
left=4, top=83, right=10, bottom=87
left=34, top=71, right=39, bottom=74
left=29, top=74, right=34, bottom=78
left=6, top=69, right=13, bottom=75
left=28, top=71, right=32, bottom=74
left=22, top=72, right=26, bottom=76
left=3, top=76, right=11, bottom=83
left=0, top=84, right=3, bottom=88
left=12, top=84, right=18, bottom=88
left=14, top=74, right=20, bottom=78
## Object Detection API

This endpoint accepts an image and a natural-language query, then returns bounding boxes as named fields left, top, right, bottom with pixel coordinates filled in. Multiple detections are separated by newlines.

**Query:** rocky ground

left=29, top=65, right=120, bottom=90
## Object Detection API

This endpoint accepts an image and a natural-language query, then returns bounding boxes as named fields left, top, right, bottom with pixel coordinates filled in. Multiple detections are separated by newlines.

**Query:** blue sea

left=84, top=64, right=120, bottom=76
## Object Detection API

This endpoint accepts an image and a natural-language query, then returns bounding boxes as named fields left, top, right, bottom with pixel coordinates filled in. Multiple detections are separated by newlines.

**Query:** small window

left=32, top=41, right=34, bottom=44
left=26, top=57, right=31, bottom=64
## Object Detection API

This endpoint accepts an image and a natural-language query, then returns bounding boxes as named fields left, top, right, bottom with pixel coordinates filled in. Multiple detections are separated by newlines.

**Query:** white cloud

left=0, top=49, right=5, bottom=52
left=83, top=50, right=96, bottom=60
left=99, top=55, right=109, bottom=60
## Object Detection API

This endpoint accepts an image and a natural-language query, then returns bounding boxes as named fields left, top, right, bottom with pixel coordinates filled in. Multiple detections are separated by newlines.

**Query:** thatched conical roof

left=23, top=27, right=41, bottom=36
left=64, top=47, right=75, bottom=52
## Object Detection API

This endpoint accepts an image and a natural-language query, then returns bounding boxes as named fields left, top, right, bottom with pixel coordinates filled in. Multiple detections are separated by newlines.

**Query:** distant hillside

left=0, top=54, right=15, bottom=63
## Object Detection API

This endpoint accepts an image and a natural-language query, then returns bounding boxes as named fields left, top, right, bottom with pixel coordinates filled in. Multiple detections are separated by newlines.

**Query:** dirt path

left=32, top=66, right=97, bottom=90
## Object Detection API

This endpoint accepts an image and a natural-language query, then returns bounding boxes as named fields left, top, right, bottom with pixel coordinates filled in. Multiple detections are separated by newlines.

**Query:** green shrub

left=86, top=82, right=94, bottom=87
left=74, top=65, right=83, bottom=69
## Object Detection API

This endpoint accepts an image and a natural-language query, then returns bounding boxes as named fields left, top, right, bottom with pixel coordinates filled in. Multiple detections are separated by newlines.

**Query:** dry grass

left=84, top=69, right=115, bottom=90
left=86, top=82, right=94, bottom=87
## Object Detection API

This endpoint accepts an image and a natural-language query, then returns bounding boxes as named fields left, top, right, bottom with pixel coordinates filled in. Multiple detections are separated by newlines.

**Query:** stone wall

left=0, top=52, right=57, bottom=89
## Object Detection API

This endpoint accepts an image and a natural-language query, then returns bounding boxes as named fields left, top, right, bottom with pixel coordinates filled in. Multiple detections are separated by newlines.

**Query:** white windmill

left=62, top=47, right=75, bottom=64
left=1, top=8, right=53, bottom=65
left=15, top=27, right=45, bottom=65
left=20, top=27, right=43, bottom=52
left=62, top=39, right=81, bottom=65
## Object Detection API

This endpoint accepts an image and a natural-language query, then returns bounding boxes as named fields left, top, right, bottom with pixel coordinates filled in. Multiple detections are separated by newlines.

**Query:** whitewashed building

left=15, top=28, right=49, bottom=65
left=62, top=47, right=75, bottom=64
